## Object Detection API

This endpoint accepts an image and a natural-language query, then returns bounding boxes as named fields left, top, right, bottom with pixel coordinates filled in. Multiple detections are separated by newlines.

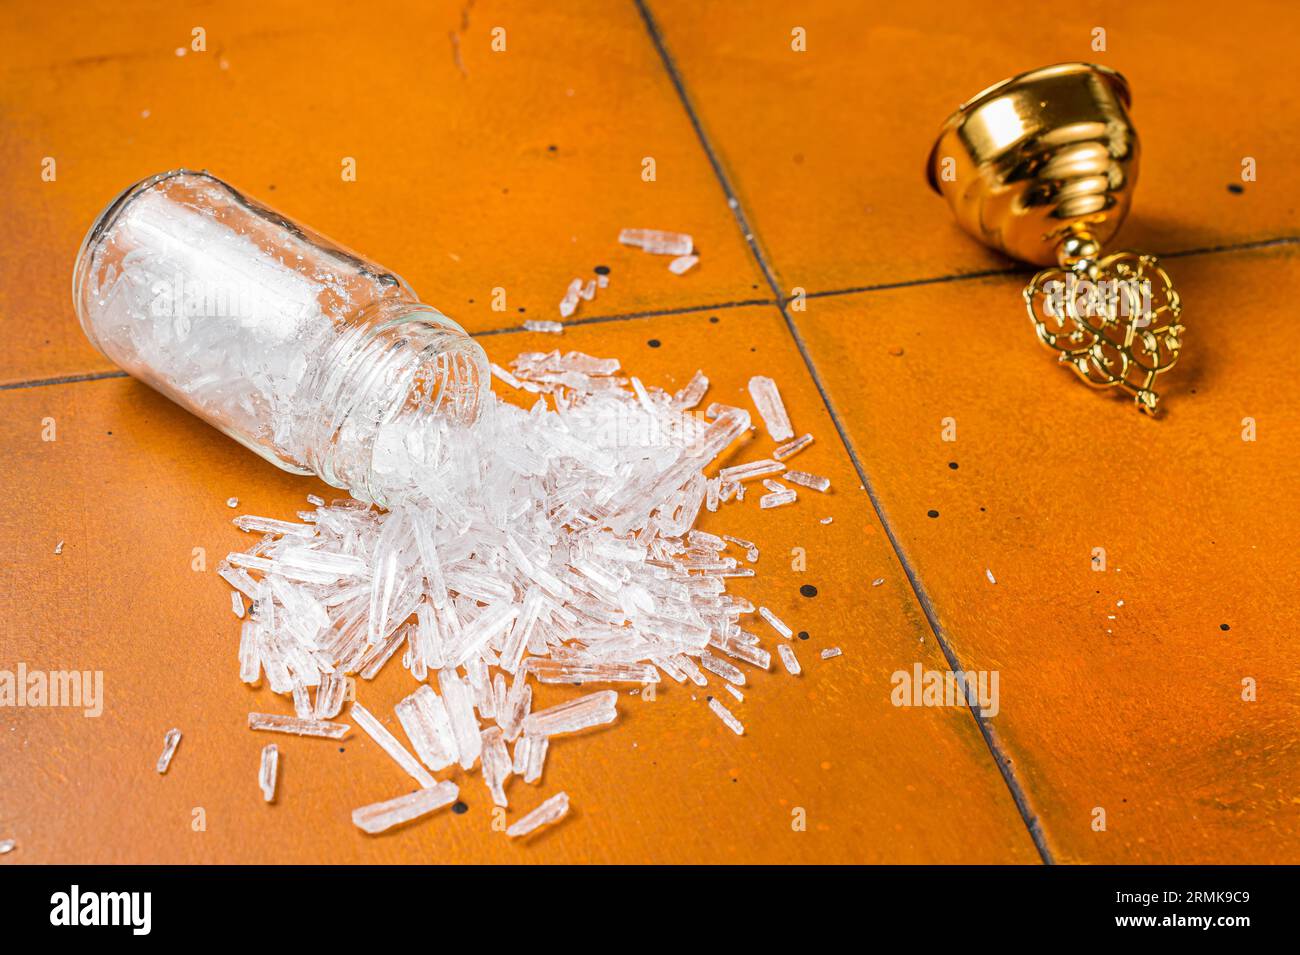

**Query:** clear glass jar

left=73, top=169, right=487, bottom=503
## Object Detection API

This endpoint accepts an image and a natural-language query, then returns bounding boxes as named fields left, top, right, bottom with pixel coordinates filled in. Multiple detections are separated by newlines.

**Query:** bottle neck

left=303, top=301, right=487, bottom=504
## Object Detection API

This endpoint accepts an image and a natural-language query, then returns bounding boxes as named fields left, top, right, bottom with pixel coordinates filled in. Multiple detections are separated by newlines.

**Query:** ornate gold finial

left=927, top=63, right=1185, bottom=414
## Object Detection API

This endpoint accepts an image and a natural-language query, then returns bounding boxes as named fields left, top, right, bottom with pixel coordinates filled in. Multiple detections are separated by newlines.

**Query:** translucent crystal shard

left=820, top=647, right=842, bottom=659
left=558, top=278, right=583, bottom=318
left=498, top=674, right=532, bottom=743
left=747, top=376, right=794, bottom=442
left=718, top=459, right=784, bottom=483
left=438, top=668, right=482, bottom=769
left=777, top=643, right=802, bottom=675
left=721, top=534, right=759, bottom=563
left=618, top=228, right=693, bottom=256
left=672, top=370, right=709, bottom=410
left=522, top=690, right=617, bottom=737
left=525, top=320, right=564, bottom=334
left=395, top=684, right=459, bottom=771
left=352, top=780, right=459, bottom=835
left=358, top=623, right=409, bottom=680
left=351, top=702, right=437, bottom=788
left=156, top=728, right=182, bottom=774
left=238, top=622, right=261, bottom=684
left=0, top=839, right=14, bottom=855
left=248, top=713, right=350, bottom=739
left=512, top=734, right=549, bottom=783
left=707, top=697, right=744, bottom=735
left=700, top=651, right=746, bottom=686
left=668, top=254, right=699, bottom=274
left=314, top=672, right=348, bottom=719
left=784, top=470, right=831, bottom=492
left=526, top=660, right=659, bottom=685
left=232, top=514, right=315, bottom=538
left=480, top=727, right=512, bottom=807
left=506, top=791, right=570, bottom=838
left=759, top=489, right=796, bottom=509
left=773, top=433, right=813, bottom=461
left=259, top=744, right=279, bottom=802
left=758, top=606, right=793, bottom=639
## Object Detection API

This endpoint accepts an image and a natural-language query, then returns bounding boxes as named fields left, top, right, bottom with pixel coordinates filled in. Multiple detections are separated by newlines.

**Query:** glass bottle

left=72, top=169, right=488, bottom=503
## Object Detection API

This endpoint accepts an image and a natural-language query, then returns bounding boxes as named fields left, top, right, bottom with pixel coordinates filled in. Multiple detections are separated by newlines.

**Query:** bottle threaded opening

left=305, top=303, right=488, bottom=504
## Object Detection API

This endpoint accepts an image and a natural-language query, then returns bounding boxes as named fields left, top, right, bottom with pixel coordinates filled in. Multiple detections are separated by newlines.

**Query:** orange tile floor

left=1, top=0, right=1297, bottom=864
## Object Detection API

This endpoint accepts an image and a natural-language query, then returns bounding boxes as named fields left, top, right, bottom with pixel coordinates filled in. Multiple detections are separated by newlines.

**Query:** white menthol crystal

left=259, top=744, right=279, bottom=802
left=352, top=780, right=460, bottom=834
left=719, top=459, right=784, bottom=483
left=156, top=728, right=182, bottom=774
left=618, top=228, right=693, bottom=256
left=820, top=647, right=842, bottom=660
left=0, top=839, right=14, bottom=855
left=777, top=643, right=802, bottom=676
left=759, top=489, right=796, bottom=509
left=395, top=684, right=458, bottom=771
left=747, top=376, right=794, bottom=442
left=773, top=433, right=813, bottom=461
left=558, top=279, right=583, bottom=319
left=707, top=696, right=744, bottom=735
left=481, top=726, right=512, bottom=806
left=512, top=734, right=548, bottom=783
left=758, top=606, right=793, bottom=639
left=784, top=471, right=831, bottom=493
left=507, top=791, right=570, bottom=838
left=248, top=713, right=350, bottom=739
left=350, top=702, right=436, bottom=789
left=522, top=690, right=618, bottom=737
left=524, top=320, right=564, bottom=334
left=668, top=254, right=699, bottom=275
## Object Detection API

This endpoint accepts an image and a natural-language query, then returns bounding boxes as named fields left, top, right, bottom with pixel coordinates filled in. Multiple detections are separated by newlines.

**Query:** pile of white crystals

left=221, top=349, right=831, bottom=838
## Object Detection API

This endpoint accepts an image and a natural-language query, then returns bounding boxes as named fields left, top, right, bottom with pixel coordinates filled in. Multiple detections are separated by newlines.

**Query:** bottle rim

left=307, top=302, right=489, bottom=504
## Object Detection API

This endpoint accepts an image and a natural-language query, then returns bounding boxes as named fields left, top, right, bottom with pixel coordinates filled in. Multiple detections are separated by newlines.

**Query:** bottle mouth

left=307, top=302, right=489, bottom=505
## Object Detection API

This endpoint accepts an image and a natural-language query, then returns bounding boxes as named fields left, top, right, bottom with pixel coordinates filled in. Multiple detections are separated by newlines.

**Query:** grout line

left=0, top=369, right=128, bottom=392
left=804, top=234, right=1300, bottom=301
left=472, top=296, right=775, bottom=336
left=1161, top=233, right=1300, bottom=259
left=804, top=266, right=1021, bottom=300
left=634, top=0, right=1056, bottom=863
